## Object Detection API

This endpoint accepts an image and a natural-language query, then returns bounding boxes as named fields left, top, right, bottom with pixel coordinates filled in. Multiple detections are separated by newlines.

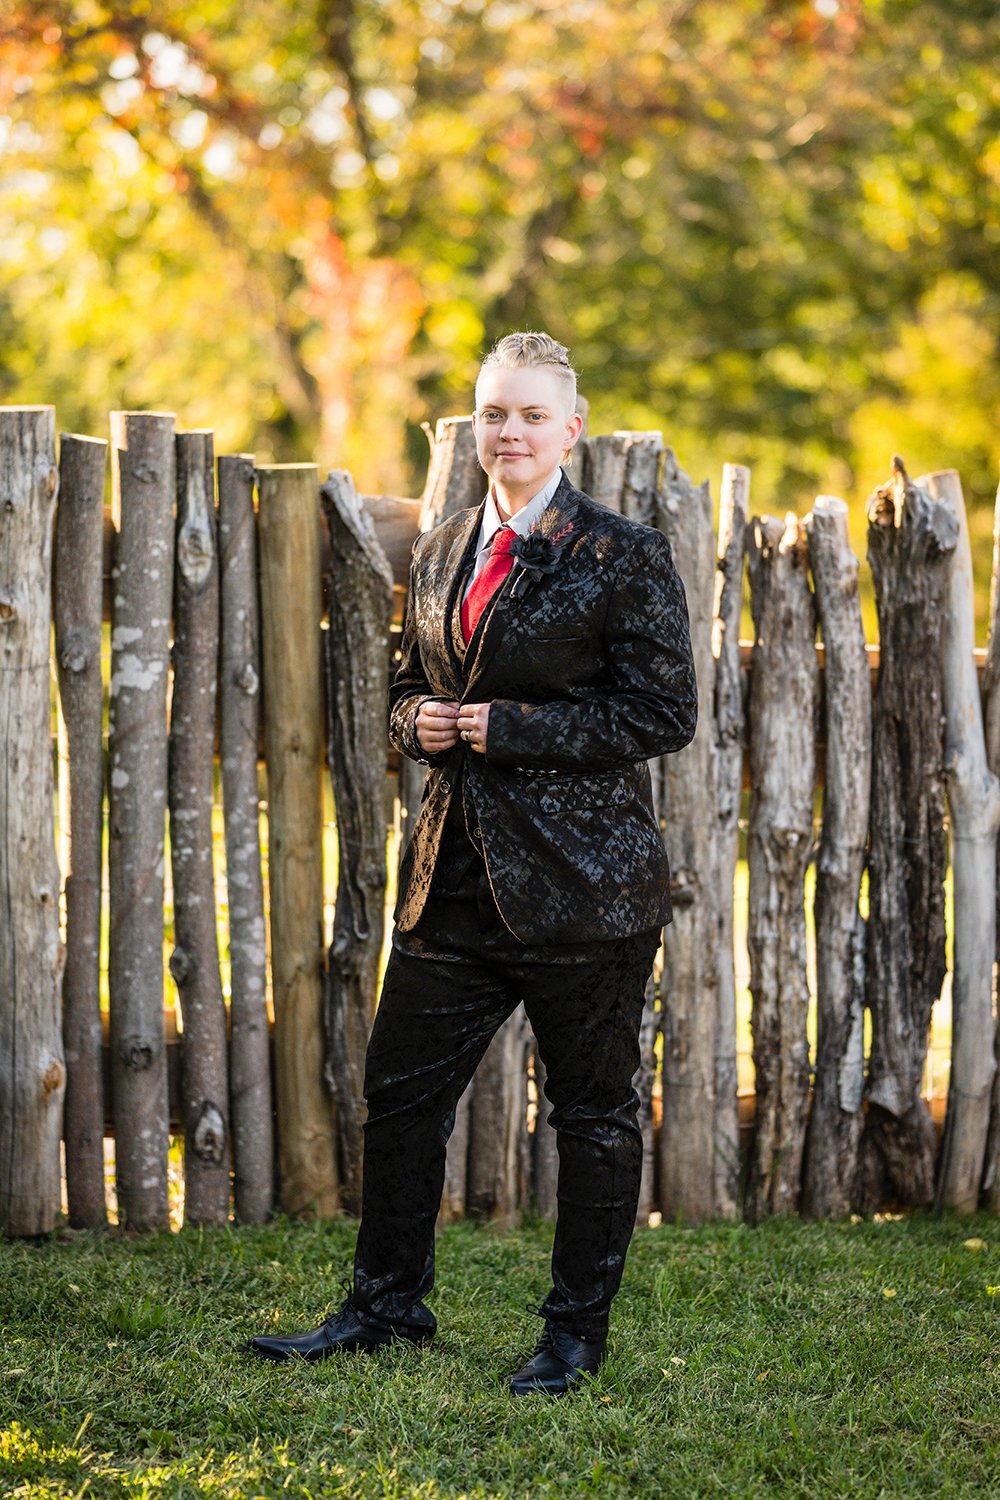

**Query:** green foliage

left=2, top=1, right=998, bottom=561
left=4, top=1215, right=1000, bottom=1496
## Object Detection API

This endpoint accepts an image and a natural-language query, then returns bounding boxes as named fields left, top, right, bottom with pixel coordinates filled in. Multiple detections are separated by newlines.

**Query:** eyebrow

left=477, top=402, right=551, bottom=413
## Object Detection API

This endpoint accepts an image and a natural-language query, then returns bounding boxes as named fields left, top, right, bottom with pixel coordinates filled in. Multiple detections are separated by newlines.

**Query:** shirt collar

left=477, top=466, right=563, bottom=555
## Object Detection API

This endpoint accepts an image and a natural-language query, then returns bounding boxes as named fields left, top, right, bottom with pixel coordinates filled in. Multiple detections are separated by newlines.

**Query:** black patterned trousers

left=351, top=832, right=660, bottom=1343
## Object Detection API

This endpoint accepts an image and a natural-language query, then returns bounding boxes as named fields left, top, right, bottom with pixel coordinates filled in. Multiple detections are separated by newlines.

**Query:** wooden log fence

left=3, top=400, right=1000, bottom=1236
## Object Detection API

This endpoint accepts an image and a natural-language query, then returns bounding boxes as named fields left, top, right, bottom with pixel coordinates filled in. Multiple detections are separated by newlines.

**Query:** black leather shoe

left=243, top=1297, right=432, bottom=1363
left=509, top=1325, right=607, bottom=1396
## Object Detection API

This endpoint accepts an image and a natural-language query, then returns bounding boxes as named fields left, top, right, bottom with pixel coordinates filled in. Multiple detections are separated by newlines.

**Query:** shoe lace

left=524, top=1301, right=555, bottom=1357
left=324, top=1277, right=355, bottom=1325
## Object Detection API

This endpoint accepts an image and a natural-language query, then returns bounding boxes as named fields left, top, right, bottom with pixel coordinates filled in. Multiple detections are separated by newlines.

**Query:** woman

left=248, top=331, right=697, bottom=1395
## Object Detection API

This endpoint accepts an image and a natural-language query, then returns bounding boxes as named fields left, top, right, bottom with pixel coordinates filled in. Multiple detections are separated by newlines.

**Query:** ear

left=563, top=411, right=584, bottom=450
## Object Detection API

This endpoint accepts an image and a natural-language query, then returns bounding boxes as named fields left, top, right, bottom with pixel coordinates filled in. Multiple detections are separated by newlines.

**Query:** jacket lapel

left=462, top=475, right=582, bottom=700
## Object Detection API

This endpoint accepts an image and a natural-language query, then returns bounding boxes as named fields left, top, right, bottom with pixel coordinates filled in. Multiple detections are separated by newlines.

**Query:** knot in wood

left=192, top=1101, right=227, bottom=1163
left=42, top=1059, right=65, bottom=1095
left=130, top=460, right=160, bottom=485
left=178, top=523, right=213, bottom=587
left=236, top=662, right=259, bottom=695
left=169, top=946, right=192, bottom=985
left=0, top=596, right=17, bottom=625
left=669, top=867, right=699, bottom=907
left=60, top=631, right=90, bottom=674
left=119, top=1034, right=156, bottom=1070
left=45, top=467, right=58, bottom=500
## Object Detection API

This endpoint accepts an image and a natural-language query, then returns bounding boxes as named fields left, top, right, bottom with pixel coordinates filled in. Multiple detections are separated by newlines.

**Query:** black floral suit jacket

left=389, top=473, right=698, bottom=945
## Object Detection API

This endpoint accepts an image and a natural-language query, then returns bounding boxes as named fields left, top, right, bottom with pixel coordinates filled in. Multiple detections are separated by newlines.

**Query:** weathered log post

left=858, top=458, right=956, bottom=1211
left=108, top=410, right=175, bottom=1231
left=466, top=1006, right=532, bottom=1222
left=218, top=454, right=272, bottom=1226
left=257, top=464, right=339, bottom=1218
left=800, top=496, right=870, bottom=1218
left=0, top=406, right=64, bottom=1237
left=55, top=432, right=108, bottom=1229
left=654, top=448, right=721, bottom=1223
left=981, top=474, right=1000, bottom=1212
left=745, top=512, right=817, bottom=1220
left=169, top=431, right=230, bottom=1226
left=531, top=1048, right=559, bottom=1220
left=921, top=469, right=1000, bottom=1212
left=711, top=462, right=750, bottom=1221
left=320, top=470, right=395, bottom=1217
left=602, top=433, right=667, bottom=1221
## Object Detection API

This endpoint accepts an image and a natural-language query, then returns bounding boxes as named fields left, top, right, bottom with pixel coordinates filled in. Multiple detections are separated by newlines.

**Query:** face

left=473, top=365, right=583, bottom=498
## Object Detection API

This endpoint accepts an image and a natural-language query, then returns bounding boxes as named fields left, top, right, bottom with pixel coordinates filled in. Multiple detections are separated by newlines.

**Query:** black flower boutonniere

left=510, top=522, right=574, bottom=597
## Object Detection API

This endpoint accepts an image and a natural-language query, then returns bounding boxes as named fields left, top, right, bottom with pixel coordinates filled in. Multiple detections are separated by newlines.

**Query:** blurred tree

left=1, top=0, right=998, bottom=572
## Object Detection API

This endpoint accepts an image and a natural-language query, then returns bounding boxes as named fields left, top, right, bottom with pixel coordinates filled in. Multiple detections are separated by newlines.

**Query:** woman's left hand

left=456, top=702, right=491, bottom=755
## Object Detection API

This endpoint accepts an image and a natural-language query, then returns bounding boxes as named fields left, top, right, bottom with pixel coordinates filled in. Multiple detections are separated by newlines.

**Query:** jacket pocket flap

left=537, top=775, right=629, bottom=814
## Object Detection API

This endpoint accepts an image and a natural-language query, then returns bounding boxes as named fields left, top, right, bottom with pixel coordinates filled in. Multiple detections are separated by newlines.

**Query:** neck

left=491, top=469, right=560, bottom=520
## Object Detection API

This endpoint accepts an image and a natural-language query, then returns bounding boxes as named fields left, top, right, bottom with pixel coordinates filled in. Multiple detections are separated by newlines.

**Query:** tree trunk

left=655, top=448, right=720, bottom=1223
left=711, top=462, right=749, bottom=1221
left=257, top=463, right=339, bottom=1219
left=0, top=406, right=64, bottom=1237
left=320, top=470, right=395, bottom=1216
left=108, top=410, right=175, bottom=1231
left=858, top=458, right=956, bottom=1210
left=745, top=513, right=817, bottom=1220
left=54, top=432, right=108, bottom=1229
left=218, top=453, right=272, bottom=1226
left=800, top=496, right=870, bottom=1218
left=169, top=431, right=230, bottom=1226
left=920, top=469, right=1000, bottom=1212
left=634, top=967, right=659, bottom=1226
left=981, top=474, right=1000, bottom=1213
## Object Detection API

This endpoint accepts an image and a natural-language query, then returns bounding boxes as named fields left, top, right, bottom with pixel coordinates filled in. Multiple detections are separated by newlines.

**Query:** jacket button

left=440, top=779, right=451, bottom=793
left=472, top=826, right=482, bottom=840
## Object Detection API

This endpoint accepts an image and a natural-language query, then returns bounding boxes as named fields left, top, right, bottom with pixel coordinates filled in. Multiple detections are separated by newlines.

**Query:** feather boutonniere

left=510, top=521, right=575, bottom=597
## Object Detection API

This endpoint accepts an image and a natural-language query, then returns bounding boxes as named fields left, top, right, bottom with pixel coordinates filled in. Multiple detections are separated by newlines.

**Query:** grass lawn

left=3, top=1213, right=1000, bottom=1498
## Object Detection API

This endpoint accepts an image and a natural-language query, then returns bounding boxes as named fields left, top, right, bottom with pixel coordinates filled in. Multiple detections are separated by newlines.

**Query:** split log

left=531, top=1046, right=559, bottom=1221
left=169, top=431, right=230, bottom=1226
left=108, top=410, right=176, bottom=1231
left=655, top=448, right=720, bottom=1223
left=419, top=416, right=482, bottom=531
left=54, top=433, right=108, bottom=1229
left=218, top=454, right=272, bottom=1226
left=921, top=470, right=1000, bottom=1212
left=466, top=1006, right=532, bottom=1221
left=858, top=458, right=956, bottom=1210
left=745, top=512, right=817, bottom=1220
left=711, top=462, right=750, bottom=1220
left=0, top=406, right=64, bottom=1237
left=320, top=470, right=395, bottom=1216
left=800, top=496, right=870, bottom=1218
left=982, top=474, right=1000, bottom=1212
left=257, top=464, right=339, bottom=1218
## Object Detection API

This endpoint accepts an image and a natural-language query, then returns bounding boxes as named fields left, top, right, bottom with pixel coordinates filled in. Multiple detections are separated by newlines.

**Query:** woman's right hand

left=416, top=698, right=461, bottom=754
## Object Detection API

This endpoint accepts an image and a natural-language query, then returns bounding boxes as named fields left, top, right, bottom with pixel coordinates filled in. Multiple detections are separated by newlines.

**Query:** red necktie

left=461, top=526, right=517, bottom=644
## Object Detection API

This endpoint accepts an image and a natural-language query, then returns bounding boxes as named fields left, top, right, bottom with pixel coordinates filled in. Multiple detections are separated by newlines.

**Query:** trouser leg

left=520, top=929, right=660, bottom=1342
left=352, top=944, right=517, bottom=1336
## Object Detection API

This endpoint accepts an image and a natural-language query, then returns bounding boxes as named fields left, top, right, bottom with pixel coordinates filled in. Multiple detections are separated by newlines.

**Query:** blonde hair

left=478, top=331, right=578, bottom=413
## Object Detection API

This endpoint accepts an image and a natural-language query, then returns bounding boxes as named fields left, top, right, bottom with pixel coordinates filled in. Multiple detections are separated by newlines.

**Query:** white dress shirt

left=461, top=466, right=564, bottom=605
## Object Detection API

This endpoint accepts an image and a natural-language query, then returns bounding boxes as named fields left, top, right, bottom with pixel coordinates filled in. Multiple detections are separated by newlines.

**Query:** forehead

left=475, top=365, right=569, bottom=412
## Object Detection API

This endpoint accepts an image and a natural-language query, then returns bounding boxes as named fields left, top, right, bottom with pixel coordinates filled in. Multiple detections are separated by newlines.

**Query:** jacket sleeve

left=387, top=538, right=453, bottom=768
left=484, top=526, right=698, bottom=772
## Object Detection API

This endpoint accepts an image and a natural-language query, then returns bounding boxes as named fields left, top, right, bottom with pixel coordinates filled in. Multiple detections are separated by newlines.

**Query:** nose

left=499, top=413, right=524, bottom=441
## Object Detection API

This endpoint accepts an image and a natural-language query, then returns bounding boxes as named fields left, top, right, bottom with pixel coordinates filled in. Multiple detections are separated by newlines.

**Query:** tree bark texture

left=0, top=406, right=64, bottom=1237
left=320, top=470, right=395, bottom=1217
left=921, top=470, right=1000, bottom=1213
left=108, top=410, right=175, bottom=1231
left=531, top=1047, right=559, bottom=1220
left=654, top=448, right=721, bottom=1223
left=981, top=474, right=1000, bottom=1213
left=466, top=1005, right=532, bottom=1222
left=257, top=464, right=339, bottom=1219
left=169, top=431, right=230, bottom=1226
left=54, top=432, right=108, bottom=1229
left=858, top=458, right=956, bottom=1211
left=218, top=453, right=272, bottom=1226
left=634, top=967, right=659, bottom=1226
left=711, top=462, right=750, bottom=1221
left=800, top=496, right=870, bottom=1219
left=745, top=513, right=817, bottom=1220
